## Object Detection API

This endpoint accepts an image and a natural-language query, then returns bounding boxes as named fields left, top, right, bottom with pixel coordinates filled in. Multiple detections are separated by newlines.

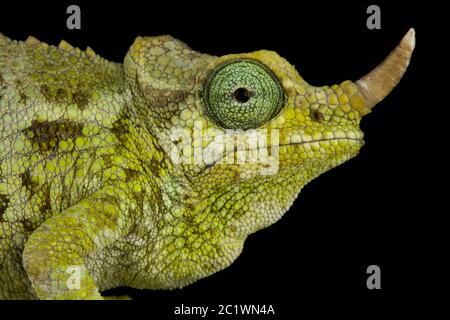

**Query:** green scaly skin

left=0, top=33, right=382, bottom=299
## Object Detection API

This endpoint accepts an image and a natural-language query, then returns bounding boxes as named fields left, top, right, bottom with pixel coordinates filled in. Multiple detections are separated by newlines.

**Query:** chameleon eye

left=203, top=59, right=285, bottom=129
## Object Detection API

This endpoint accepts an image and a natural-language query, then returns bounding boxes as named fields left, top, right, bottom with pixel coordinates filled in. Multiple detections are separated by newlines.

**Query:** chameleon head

left=124, top=29, right=414, bottom=285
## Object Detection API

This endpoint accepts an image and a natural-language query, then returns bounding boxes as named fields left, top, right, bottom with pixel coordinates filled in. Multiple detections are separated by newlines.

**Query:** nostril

left=311, top=110, right=324, bottom=122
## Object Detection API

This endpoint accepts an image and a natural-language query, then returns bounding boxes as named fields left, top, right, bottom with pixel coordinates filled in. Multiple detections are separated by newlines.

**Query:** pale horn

left=356, top=28, right=415, bottom=111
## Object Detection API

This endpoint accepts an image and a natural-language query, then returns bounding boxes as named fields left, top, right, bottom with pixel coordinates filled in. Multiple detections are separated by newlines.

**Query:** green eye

left=203, top=59, right=285, bottom=129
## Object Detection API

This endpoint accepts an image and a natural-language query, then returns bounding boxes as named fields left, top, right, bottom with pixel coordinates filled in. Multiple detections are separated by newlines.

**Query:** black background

left=0, top=0, right=438, bottom=317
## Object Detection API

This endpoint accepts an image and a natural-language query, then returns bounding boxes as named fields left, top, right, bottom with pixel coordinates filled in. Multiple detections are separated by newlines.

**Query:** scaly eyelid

left=202, top=59, right=285, bottom=130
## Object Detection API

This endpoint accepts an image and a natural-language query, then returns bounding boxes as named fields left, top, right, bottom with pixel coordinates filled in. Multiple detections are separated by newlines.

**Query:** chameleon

left=0, top=28, right=414, bottom=300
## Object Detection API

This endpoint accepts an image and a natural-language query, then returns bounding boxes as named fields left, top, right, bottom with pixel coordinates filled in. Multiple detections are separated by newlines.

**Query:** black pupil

left=234, top=87, right=250, bottom=103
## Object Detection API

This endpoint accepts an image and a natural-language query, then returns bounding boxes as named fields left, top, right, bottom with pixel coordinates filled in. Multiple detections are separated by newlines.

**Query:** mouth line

left=233, top=137, right=364, bottom=152
left=202, top=137, right=364, bottom=169
left=279, top=137, right=364, bottom=148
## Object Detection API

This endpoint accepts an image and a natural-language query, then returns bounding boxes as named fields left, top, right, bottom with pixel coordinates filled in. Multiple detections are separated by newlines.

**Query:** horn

left=356, top=28, right=415, bottom=110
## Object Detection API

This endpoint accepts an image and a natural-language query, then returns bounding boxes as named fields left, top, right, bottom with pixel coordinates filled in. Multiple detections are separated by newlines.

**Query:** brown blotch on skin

left=19, top=169, right=51, bottom=214
left=20, top=219, right=34, bottom=232
left=72, top=90, right=90, bottom=110
left=40, top=85, right=76, bottom=104
left=311, top=110, right=324, bottom=122
left=154, top=96, right=167, bottom=108
left=169, top=90, right=189, bottom=104
left=23, top=119, right=84, bottom=152
left=0, top=193, right=10, bottom=221
left=20, top=169, right=39, bottom=196
left=100, top=154, right=113, bottom=168
left=38, top=184, right=51, bottom=214
left=12, top=80, right=28, bottom=103
left=123, top=168, right=140, bottom=182
left=111, top=117, right=130, bottom=144
left=55, top=88, right=67, bottom=102
left=19, top=92, right=28, bottom=104
left=40, top=84, right=51, bottom=100
left=145, top=88, right=189, bottom=108
left=132, top=190, right=144, bottom=207
left=130, top=191, right=146, bottom=220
